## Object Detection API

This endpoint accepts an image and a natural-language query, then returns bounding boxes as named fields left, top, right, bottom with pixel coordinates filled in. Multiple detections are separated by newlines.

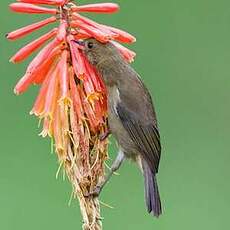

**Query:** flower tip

left=39, top=130, right=48, bottom=138
left=14, top=87, right=20, bottom=95
left=73, top=3, right=120, bottom=13
left=130, top=58, right=134, bottom=63
left=9, top=58, right=16, bottom=63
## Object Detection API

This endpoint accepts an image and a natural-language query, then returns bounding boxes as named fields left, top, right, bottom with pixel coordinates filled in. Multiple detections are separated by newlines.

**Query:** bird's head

left=79, top=38, right=121, bottom=67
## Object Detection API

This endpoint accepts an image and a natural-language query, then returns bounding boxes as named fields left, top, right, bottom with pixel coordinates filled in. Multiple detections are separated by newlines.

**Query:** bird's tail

left=142, top=160, right=162, bottom=217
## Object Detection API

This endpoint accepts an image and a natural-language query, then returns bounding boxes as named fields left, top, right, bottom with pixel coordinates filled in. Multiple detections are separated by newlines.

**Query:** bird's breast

left=107, top=86, right=138, bottom=158
left=107, top=85, right=120, bottom=108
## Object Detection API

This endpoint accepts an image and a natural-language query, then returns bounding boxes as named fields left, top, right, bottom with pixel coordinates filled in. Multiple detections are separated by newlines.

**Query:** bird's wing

left=116, top=102, right=161, bottom=173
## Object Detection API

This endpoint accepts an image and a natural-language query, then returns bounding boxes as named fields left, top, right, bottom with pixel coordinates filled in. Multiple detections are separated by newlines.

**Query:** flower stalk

left=7, top=1, right=136, bottom=229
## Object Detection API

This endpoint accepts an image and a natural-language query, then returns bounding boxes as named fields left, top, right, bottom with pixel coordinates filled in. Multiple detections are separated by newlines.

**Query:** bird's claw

left=84, top=185, right=102, bottom=198
left=99, top=130, right=111, bottom=141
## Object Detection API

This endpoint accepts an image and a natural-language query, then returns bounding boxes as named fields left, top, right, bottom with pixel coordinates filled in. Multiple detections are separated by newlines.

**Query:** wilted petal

left=53, top=103, right=64, bottom=153
left=69, top=105, right=80, bottom=148
left=93, top=100, right=104, bottom=124
left=59, top=101, right=70, bottom=158
left=39, top=117, right=51, bottom=137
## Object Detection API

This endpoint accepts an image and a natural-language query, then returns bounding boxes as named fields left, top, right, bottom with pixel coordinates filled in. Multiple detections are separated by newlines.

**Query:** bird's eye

left=87, top=42, right=94, bottom=49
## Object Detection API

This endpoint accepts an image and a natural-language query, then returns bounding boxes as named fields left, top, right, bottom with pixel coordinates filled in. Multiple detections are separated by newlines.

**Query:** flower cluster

left=8, top=0, right=136, bottom=142
left=7, top=1, right=136, bottom=227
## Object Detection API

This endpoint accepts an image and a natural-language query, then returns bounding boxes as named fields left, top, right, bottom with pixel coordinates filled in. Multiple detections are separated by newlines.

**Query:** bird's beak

left=73, top=40, right=85, bottom=50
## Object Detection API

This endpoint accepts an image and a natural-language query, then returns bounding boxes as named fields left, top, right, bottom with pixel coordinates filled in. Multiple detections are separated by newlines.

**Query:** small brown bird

left=81, top=38, right=162, bottom=217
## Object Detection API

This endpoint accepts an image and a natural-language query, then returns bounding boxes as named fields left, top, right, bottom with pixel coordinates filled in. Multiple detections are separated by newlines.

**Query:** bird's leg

left=99, top=128, right=111, bottom=141
left=89, top=150, right=125, bottom=197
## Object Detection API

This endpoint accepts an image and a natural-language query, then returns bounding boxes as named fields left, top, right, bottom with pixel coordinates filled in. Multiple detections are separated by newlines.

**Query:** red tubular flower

left=6, top=16, right=56, bottom=40
left=10, top=3, right=58, bottom=14
left=71, top=14, right=118, bottom=40
left=75, top=21, right=111, bottom=43
left=43, top=66, right=59, bottom=117
left=111, top=41, right=136, bottom=63
left=14, top=39, right=61, bottom=94
left=7, top=1, right=136, bottom=228
left=73, top=29, right=91, bottom=40
left=69, top=70, right=84, bottom=120
left=57, top=20, right=67, bottom=41
left=72, top=3, right=120, bottom=13
left=17, top=0, right=66, bottom=6
left=58, top=50, right=69, bottom=101
left=30, top=71, right=51, bottom=116
left=84, top=60, right=103, bottom=93
left=101, top=25, right=136, bottom=43
left=68, top=37, right=86, bottom=79
left=72, top=14, right=135, bottom=43
left=10, top=28, right=57, bottom=63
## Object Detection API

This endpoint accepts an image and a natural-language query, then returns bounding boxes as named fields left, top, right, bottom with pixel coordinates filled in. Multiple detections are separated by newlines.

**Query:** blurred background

left=1, top=0, right=230, bottom=229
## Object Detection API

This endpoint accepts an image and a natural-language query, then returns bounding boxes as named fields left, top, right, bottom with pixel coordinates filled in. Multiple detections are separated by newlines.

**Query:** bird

left=80, top=38, right=162, bottom=217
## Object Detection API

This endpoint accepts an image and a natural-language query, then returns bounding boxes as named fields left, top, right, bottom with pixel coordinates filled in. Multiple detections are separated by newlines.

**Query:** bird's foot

left=99, top=129, right=111, bottom=141
left=84, top=185, right=103, bottom=198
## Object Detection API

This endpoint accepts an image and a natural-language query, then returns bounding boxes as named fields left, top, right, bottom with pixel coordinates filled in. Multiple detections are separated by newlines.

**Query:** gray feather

left=116, top=102, right=161, bottom=173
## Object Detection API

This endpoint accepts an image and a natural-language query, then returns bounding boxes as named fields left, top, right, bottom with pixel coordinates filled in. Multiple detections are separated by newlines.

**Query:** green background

left=1, top=0, right=230, bottom=229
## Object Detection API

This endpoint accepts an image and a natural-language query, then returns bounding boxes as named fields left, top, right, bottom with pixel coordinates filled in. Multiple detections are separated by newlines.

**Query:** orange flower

left=6, top=16, right=56, bottom=40
left=10, top=3, right=58, bottom=14
left=8, top=0, right=136, bottom=179
left=7, top=2, right=136, bottom=225
left=17, top=0, right=66, bottom=6
left=10, top=28, right=57, bottom=63
left=71, top=3, right=120, bottom=13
